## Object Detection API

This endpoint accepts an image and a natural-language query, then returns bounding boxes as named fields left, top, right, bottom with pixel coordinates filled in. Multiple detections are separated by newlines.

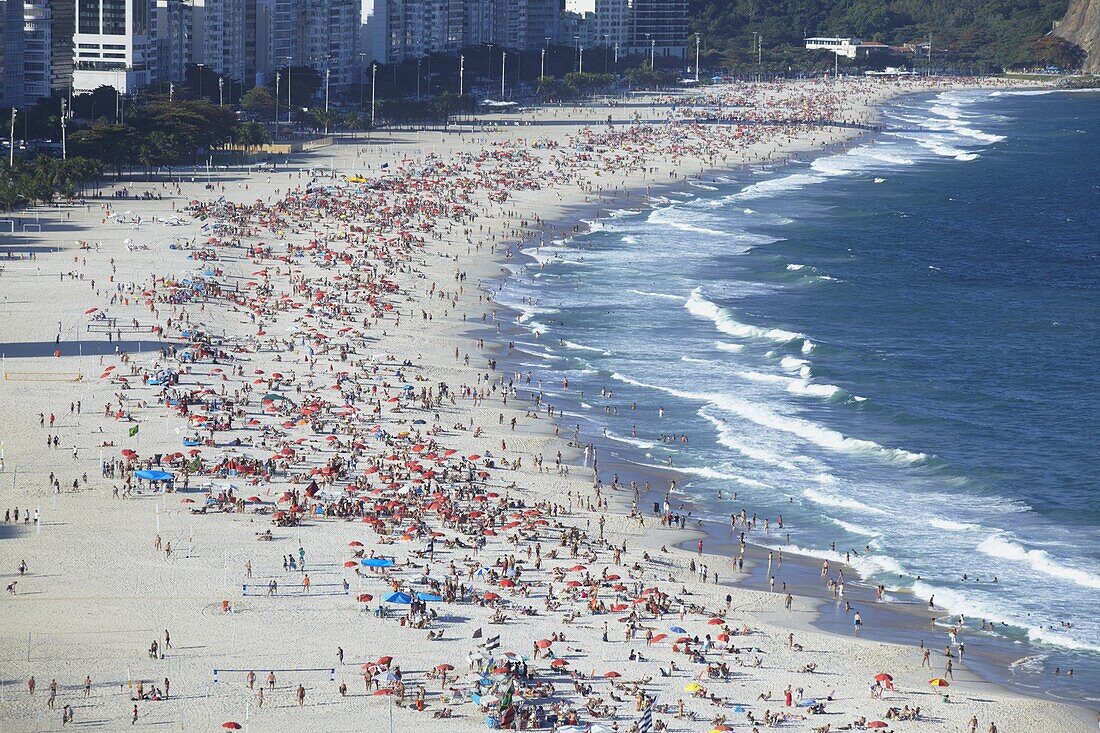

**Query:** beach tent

left=361, top=558, right=395, bottom=568
left=416, top=592, right=443, bottom=602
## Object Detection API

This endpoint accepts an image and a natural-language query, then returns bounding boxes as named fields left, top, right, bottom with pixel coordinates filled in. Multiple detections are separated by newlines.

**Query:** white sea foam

left=698, top=410, right=800, bottom=471
left=685, top=288, right=807, bottom=347
left=713, top=341, right=744, bottom=353
left=560, top=339, right=608, bottom=355
left=977, top=535, right=1100, bottom=590
left=825, top=515, right=883, bottom=537
left=612, top=371, right=929, bottom=466
left=929, top=518, right=981, bottom=531
left=648, top=208, right=726, bottom=237
left=605, top=431, right=656, bottom=449
left=803, top=487, right=888, bottom=515
left=780, top=356, right=809, bottom=371
left=786, top=264, right=806, bottom=271
left=629, top=289, right=682, bottom=302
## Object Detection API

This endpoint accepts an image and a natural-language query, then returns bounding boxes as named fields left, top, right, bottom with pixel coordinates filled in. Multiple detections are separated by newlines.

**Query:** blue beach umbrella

left=383, top=591, right=413, bottom=604
left=670, top=626, right=687, bottom=634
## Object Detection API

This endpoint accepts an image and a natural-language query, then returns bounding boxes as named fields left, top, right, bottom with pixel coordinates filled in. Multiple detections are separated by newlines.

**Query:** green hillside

left=689, top=0, right=1080, bottom=71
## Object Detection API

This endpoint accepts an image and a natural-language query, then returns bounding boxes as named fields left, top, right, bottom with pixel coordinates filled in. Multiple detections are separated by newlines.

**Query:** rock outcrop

left=1055, top=0, right=1100, bottom=72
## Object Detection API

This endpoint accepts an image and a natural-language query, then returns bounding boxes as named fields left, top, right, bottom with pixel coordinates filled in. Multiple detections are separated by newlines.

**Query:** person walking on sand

left=267, top=671, right=276, bottom=690
left=131, top=704, right=138, bottom=725
left=297, top=684, right=306, bottom=706
left=247, top=670, right=256, bottom=690
left=257, top=687, right=264, bottom=708
left=84, top=676, right=92, bottom=697
left=28, top=676, right=35, bottom=696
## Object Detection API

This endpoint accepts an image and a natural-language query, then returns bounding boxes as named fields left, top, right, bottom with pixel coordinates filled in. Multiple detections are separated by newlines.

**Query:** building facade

left=2, top=0, right=26, bottom=107
left=23, top=1, right=51, bottom=100
left=72, top=0, right=157, bottom=92
left=629, top=0, right=687, bottom=59
left=49, top=0, right=74, bottom=93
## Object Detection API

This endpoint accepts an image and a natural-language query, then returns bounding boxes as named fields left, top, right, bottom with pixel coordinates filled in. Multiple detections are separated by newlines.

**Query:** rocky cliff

left=1055, top=0, right=1100, bottom=72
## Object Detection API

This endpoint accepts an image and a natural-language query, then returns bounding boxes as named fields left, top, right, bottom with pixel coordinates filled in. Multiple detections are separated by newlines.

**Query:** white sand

left=0, top=78, right=1090, bottom=733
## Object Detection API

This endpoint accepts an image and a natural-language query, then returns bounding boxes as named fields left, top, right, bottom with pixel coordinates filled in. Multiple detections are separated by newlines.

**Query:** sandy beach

left=0, top=77, right=1091, bottom=733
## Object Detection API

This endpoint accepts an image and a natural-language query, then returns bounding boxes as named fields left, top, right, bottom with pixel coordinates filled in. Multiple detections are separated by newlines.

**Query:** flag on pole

left=472, top=628, right=482, bottom=639
left=485, top=633, right=500, bottom=652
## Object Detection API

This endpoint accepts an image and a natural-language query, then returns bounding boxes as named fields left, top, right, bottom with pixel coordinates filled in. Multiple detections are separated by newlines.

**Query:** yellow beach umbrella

left=684, top=682, right=703, bottom=693
left=928, top=678, right=949, bottom=687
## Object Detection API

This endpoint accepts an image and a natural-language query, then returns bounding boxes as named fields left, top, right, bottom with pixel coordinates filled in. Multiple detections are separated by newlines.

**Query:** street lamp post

left=459, top=54, right=465, bottom=96
left=218, top=76, right=224, bottom=106
left=324, top=67, right=330, bottom=135
left=275, top=71, right=281, bottom=139
left=60, top=98, right=67, bottom=160
left=370, top=63, right=377, bottom=127
left=287, top=67, right=292, bottom=124
left=196, top=62, right=205, bottom=99
left=500, top=50, right=506, bottom=99
left=540, top=48, right=545, bottom=80
left=651, top=37, right=656, bottom=68
left=9, top=109, right=17, bottom=166
left=695, top=33, right=701, bottom=83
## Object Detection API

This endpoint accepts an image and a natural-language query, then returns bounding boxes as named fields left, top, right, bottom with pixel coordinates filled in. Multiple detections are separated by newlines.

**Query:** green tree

left=241, top=86, right=276, bottom=119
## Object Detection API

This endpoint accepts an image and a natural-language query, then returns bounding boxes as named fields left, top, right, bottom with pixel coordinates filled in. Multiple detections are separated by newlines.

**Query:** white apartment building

left=73, top=0, right=157, bottom=93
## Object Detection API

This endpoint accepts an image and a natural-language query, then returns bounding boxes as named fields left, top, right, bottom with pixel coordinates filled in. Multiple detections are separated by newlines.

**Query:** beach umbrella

left=670, top=626, right=687, bottom=634
left=357, top=594, right=373, bottom=602
left=650, top=633, right=668, bottom=643
left=499, top=578, right=516, bottom=588
left=374, top=671, right=399, bottom=683
left=928, top=678, right=949, bottom=687
left=708, top=617, right=725, bottom=625
left=684, top=682, right=703, bottom=693
left=377, top=656, right=394, bottom=666
left=373, top=688, right=394, bottom=696
left=550, top=659, right=569, bottom=668
left=875, top=673, right=893, bottom=682
left=343, top=561, right=358, bottom=568
left=222, top=724, right=242, bottom=730
left=535, top=639, right=553, bottom=649
left=348, top=541, right=364, bottom=547
left=383, top=591, right=412, bottom=604
left=868, top=722, right=888, bottom=729
left=603, top=671, right=621, bottom=679
left=435, top=664, right=454, bottom=671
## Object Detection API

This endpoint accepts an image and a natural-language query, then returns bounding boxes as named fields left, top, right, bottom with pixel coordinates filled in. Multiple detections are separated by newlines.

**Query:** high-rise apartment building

left=594, top=0, right=628, bottom=53
left=629, top=0, right=686, bottom=59
left=2, top=0, right=26, bottom=107
left=49, top=0, right=74, bottom=93
left=273, top=0, right=359, bottom=89
left=23, top=1, right=51, bottom=100
left=154, top=0, right=191, bottom=83
left=203, top=0, right=256, bottom=86
left=73, top=0, right=157, bottom=92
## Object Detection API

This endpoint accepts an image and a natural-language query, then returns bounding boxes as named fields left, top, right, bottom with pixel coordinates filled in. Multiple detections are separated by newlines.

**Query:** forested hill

left=689, top=0, right=1081, bottom=70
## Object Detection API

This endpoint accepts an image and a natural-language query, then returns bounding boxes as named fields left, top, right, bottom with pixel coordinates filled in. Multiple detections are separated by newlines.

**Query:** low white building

left=805, top=36, right=889, bottom=59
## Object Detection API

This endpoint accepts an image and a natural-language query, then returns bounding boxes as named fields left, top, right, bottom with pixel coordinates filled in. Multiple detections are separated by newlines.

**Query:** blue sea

left=493, top=87, right=1100, bottom=701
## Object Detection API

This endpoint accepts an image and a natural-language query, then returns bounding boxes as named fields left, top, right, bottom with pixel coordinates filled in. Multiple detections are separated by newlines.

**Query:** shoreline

left=477, top=83, right=1098, bottom=721
left=0, top=77, right=1092, bottom=732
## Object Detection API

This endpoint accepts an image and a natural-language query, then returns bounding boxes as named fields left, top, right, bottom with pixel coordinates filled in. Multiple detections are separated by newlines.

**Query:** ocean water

left=493, top=87, right=1100, bottom=700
